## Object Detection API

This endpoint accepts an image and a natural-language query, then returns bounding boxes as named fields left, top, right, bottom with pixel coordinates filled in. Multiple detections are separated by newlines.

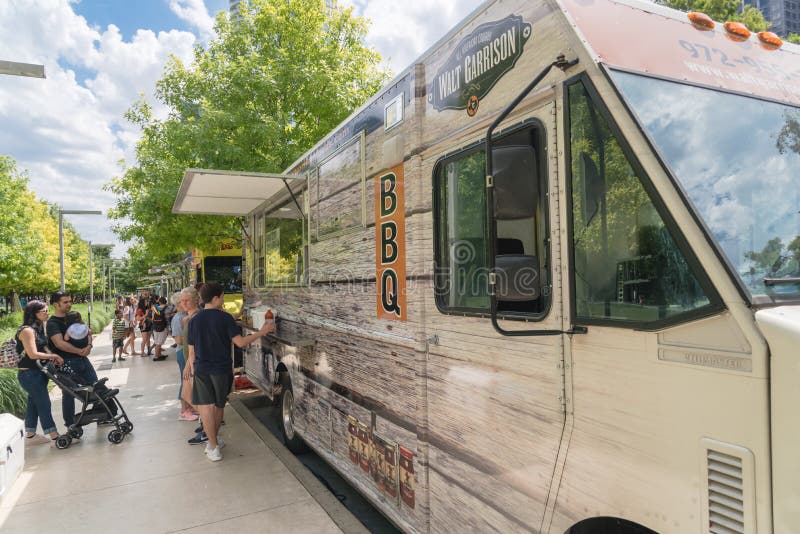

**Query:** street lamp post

left=88, top=243, right=112, bottom=329
left=59, top=209, right=102, bottom=291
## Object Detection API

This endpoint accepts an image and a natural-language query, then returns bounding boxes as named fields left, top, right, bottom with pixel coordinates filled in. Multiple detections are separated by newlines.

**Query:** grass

left=0, top=301, right=116, bottom=343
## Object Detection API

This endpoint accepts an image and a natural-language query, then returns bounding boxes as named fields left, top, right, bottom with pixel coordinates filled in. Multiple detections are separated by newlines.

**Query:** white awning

left=172, top=168, right=304, bottom=216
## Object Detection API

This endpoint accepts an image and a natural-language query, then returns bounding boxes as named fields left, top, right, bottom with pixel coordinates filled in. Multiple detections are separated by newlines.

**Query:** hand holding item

left=260, top=309, right=276, bottom=334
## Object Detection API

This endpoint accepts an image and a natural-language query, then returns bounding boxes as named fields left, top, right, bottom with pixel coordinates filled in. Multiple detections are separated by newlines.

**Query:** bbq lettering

left=375, top=166, right=407, bottom=321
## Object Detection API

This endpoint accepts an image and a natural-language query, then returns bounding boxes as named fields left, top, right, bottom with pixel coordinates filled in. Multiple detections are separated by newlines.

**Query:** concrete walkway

left=0, top=324, right=344, bottom=533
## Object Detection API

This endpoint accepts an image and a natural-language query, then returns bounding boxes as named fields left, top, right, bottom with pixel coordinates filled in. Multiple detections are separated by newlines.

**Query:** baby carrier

left=37, top=360, right=133, bottom=448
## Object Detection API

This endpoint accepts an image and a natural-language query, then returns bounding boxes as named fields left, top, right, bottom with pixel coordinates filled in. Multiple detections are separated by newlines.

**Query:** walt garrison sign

left=429, top=14, right=532, bottom=116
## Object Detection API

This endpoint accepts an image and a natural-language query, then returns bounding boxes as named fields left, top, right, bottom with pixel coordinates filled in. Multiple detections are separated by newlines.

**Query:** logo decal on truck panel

left=376, top=164, right=407, bottom=321
left=428, top=14, right=532, bottom=116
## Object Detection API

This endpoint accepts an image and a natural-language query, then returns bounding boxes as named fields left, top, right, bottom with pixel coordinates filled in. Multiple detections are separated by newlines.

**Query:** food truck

left=192, top=239, right=243, bottom=315
left=172, top=0, right=800, bottom=531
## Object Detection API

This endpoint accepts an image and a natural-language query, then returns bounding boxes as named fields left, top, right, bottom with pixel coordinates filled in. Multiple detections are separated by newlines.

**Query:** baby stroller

left=37, top=360, right=133, bottom=448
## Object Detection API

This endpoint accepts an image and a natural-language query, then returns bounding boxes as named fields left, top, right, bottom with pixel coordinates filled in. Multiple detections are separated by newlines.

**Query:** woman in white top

left=122, top=296, right=136, bottom=355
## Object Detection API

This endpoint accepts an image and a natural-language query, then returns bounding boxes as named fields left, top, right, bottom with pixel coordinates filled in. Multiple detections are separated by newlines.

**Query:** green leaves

left=107, top=0, right=389, bottom=263
left=0, top=156, right=99, bottom=296
left=0, top=369, right=27, bottom=418
left=655, top=0, right=771, bottom=31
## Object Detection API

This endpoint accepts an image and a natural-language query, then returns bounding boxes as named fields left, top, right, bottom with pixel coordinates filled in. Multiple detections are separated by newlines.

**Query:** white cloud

left=0, top=0, right=486, bottom=262
left=0, top=0, right=199, bottom=258
left=342, top=0, right=484, bottom=76
left=168, top=0, right=216, bottom=40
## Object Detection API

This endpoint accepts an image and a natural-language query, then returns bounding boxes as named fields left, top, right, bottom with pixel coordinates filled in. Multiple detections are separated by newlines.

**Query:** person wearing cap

left=46, top=291, right=98, bottom=429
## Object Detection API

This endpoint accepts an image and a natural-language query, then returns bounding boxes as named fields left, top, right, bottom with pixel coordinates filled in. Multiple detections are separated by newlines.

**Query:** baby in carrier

left=63, top=312, right=91, bottom=349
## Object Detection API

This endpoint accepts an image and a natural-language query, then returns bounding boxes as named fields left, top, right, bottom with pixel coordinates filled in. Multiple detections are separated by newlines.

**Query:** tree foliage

left=655, top=0, right=770, bottom=31
left=0, top=156, right=104, bottom=303
left=107, top=0, right=389, bottom=263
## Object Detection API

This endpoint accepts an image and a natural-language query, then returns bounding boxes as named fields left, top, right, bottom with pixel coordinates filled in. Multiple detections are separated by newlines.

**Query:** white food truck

left=172, top=0, right=800, bottom=531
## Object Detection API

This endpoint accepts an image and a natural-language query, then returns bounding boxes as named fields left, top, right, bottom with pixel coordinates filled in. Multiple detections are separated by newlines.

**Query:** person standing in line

left=181, top=287, right=203, bottom=440
left=46, top=291, right=96, bottom=430
left=151, top=296, right=169, bottom=361
left=111, top=309, right=127, bottom=363
left=122, top=296, right=135, bottom=355
left=185, top=282, right=273, bottom=461
left=16, top=301, right=64, bottom=445
left=170, top=292, right=197, bottom=421
left=135, top=298, right=152, bottom=356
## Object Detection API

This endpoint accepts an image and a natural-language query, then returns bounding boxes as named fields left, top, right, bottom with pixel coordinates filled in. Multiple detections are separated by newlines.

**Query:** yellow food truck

left=192, top=239, right=243, bottom=315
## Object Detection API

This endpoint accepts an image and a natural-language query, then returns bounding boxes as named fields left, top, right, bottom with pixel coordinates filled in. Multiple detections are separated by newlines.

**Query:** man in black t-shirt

left=46, top=291, right=98, bottom=428
left=185, top=282, right=273, bottom=461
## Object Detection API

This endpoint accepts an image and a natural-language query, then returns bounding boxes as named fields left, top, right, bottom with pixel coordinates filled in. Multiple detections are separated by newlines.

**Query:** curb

left=229, top=393, right=370, bottom=534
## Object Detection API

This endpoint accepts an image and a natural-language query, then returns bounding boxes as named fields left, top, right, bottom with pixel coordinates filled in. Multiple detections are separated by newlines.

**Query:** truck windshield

left=611, top=70, right=800, bottom=304
left=204, top=256, right=242, bottom=293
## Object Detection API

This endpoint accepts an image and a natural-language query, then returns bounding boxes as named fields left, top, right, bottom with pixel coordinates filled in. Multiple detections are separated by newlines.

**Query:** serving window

left=250, top=198, right=307, bottom=288
left=309, top=131, right=366, bottom=242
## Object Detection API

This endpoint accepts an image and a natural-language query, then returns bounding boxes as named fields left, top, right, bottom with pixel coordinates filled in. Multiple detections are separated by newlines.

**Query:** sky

left=0, top=0, right=483, bottom=259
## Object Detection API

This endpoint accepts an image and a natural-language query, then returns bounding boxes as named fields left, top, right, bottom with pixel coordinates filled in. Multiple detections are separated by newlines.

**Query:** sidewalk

left=0, top=324, right=344, bottom=533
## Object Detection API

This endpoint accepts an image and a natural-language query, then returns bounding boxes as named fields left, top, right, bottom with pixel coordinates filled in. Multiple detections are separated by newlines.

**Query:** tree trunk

left=10, top=290, right=21, bottom=313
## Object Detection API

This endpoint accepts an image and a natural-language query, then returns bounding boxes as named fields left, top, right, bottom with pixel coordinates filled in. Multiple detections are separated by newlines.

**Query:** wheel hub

left=282, top=390, right=295, bottom=439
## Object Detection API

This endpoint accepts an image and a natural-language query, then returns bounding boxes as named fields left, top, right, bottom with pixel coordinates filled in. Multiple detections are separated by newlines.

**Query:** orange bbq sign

left=375, top=164, right=407, bottom=321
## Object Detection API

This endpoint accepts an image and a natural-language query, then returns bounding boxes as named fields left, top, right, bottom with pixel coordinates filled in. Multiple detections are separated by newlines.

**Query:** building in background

left=743, top=0, right=800, bottom=36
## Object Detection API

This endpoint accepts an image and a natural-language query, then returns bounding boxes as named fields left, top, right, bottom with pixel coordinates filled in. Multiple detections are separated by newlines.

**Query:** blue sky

left=0, top=0, right=480, bottom=259
left=73, top=0, right=227, bottom=41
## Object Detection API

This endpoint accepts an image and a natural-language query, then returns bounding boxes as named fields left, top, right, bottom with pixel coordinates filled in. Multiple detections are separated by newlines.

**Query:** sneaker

left=25, top=434, right=51, bottom=446
left=171, top=343, right=177, bottom=348
left=112, top=357, right=116, bottom=363
left=178, top=410, right=199, bottom=421
left=206, top=446, right=222, bottom=462
left=204, top=438, right=225, bottom=452
left=188, top=431, right=207, bottom=445
left=118, top=356, right=126, bottom=361
left=194, top=424, right=203, bottom=434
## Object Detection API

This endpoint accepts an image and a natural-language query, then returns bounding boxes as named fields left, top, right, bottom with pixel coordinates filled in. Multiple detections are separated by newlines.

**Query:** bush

left=0, top=369, right=26, bottom=418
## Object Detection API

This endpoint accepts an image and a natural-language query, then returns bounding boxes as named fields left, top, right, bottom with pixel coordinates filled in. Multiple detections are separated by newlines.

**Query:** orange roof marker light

left=687, top=12, right=715, bottom=31
left=723, top=21, right=751, bottom=42
left=757, top=31, right=783, bottom=50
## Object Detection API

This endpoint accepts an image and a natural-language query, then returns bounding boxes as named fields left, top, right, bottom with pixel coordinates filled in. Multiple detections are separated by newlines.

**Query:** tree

left=0, top=157, right=99, bottom=307
left=107, top=0, right=389, bottom=263
left=655, top=0, right=770, bottom=31
left=0, top=157, right=46, bottom=308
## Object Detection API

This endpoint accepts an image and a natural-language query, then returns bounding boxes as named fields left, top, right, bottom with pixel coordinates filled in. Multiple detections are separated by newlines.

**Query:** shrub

left=0, top=369, right=26, bottom=418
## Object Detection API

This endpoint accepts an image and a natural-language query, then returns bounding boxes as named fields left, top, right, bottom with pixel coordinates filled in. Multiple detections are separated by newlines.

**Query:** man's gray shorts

left=192, top=372, right=233, bottom=408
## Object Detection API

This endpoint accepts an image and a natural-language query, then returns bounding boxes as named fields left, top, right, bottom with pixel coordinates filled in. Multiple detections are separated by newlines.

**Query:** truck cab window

left=567, top=80, right=713, bottom=325
left=435, top=126, right=550, bottom=317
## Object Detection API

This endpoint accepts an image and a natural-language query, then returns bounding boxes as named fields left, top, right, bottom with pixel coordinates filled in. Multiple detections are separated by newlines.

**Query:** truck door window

left=567, top=80, right=714, bottom=325
left=435, top=126, right=550, bottom=317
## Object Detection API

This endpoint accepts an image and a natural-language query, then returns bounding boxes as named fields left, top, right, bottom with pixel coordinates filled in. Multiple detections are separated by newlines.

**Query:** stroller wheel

left=120, top=422, right=133, bottom=434
left=55, top=435, right=72, bottom=449
left=69, top=426, right=83, bottom=439
left=108, top=430, right=125, bottom=444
